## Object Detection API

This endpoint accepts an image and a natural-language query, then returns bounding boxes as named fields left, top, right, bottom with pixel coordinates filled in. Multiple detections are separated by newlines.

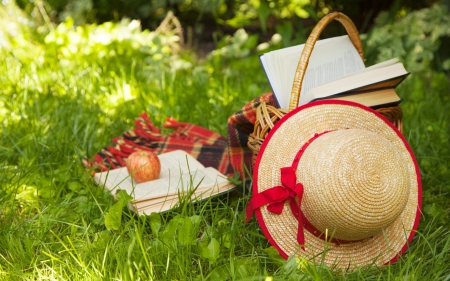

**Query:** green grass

left=1, top=3, right=450, bottom=280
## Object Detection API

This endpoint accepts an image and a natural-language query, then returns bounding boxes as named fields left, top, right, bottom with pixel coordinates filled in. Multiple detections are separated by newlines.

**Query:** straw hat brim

left=253, top=100, right=422, bottom=270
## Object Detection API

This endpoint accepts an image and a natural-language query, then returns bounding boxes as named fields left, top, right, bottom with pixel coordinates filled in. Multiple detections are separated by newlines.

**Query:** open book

left=94, top=150, right=235, bottom=215
left=260, top=35, right=409, bottom=109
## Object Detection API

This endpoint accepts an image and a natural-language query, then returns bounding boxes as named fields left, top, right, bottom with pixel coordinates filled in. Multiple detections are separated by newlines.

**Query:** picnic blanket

left=226, top=92, right=278, bottom=179
left=84, top=92, right=277, bottom=182
left=83, top=112, right=234, bottom=176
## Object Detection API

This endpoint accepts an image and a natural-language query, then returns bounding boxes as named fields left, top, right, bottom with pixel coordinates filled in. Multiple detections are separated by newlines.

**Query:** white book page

left=95, top=166, right=133, bottom=194
left=132, top=167, right=229, bottom=200
left=340, top=58, right=400, bottom=78
left=303, top=62, right=407, bottom=101
left=295, top=36, right=365, bottom=106
left=131, top=168, right=235, bottom=214
left=158, top=150, right=205, bottom=178
left=94, top=151, right=230, bottom=202
left=261, top=35, right=365, bottom=109
left=133, top=181, right=235, bottom=215
left=94, top=150, right=205, bottom=195
left=94, top=150, right=204, bottom=182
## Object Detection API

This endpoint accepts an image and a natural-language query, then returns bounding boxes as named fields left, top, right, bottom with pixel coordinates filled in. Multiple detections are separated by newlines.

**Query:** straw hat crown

left=298, top=129, right=410, bottom=241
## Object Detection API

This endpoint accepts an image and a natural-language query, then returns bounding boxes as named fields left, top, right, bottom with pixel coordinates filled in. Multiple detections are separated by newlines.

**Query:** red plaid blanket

left=226, top=92, right=278, bottom=179
left=84, top=92, right=278, bottom=182
left=83, top=112, right=234, bottom=176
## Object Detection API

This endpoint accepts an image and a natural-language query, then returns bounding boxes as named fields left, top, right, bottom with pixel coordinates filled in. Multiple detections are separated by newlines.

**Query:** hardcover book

left=260, top=35, right=409, bottom=109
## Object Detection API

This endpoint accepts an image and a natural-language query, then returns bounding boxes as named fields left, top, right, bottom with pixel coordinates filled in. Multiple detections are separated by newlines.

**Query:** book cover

left=300, top=61, right=409, bottom=106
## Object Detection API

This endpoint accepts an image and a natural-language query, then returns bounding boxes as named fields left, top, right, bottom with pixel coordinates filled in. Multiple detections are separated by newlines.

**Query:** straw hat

left=246, top=100, right=421, bottom=270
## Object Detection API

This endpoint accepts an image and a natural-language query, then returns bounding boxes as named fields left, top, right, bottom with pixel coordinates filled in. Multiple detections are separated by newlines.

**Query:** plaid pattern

left=83, top=112, right=234, bottom=176
left=226, top=92, right=278, bottom=179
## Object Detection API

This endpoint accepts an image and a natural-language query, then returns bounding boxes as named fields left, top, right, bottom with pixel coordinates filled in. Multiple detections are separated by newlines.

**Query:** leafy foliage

left=1, top=1, right=450, bottom=280
left=363, top=3, right=450, bottom=73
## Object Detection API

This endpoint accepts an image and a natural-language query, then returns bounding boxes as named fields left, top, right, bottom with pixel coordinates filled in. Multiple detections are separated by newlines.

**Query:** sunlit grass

left=1, top=2, right=450, bottom=280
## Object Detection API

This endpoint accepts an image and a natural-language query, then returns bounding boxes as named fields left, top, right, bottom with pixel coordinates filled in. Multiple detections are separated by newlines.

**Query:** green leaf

left=262, top=246, right=285, bottom=265
left=197, top=237, right=221, bottom=263
left=258, top=1, right=271, bottom=33
left=67, top=181, right=82, bottom=192
left=225, top=16, right=252, bottom=29
left=149, top=212, right=161, bottom=236
left=208, top=265, right=230, bottom=280
left=227, top=172, right=242, bottom=185
left=281, top=256, right=298, bottom=276
left=220, top=233, right=231, bottom=249
left=104, top=201, right=124, bottom=231
left=104, top=190, right=132, bottom=231
left=276, top=21, right=294, bottom=47
left=178, top=216, right=195, bottom=245
left=235, top=257, right=263, bottom=279
left=207, top=238, right=220, bottom=263
left=161, top=215, right=181, bottom=243
left=424, top=203, right=445, bottom=219
left=190, top=215, right=201, bottom=226
left=198, top=240, right=210, bottom=260
left=116, top=190, right=133, bottom=201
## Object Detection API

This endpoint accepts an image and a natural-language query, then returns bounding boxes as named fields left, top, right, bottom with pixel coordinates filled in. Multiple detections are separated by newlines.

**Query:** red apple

left=126, top=151, right=161, bottom=183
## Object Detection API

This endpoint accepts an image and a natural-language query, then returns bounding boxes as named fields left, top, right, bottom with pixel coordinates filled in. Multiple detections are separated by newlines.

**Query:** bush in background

left=1, top=1, right=449, bottom=279
left=12, top=0, right=442, bottom=49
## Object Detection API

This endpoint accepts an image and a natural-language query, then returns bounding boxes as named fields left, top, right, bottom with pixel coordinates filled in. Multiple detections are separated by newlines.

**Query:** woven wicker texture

left=256, top=102, right=419, bottom=270
left=289, top=12, right=363, bottom=110
left=248, top=12, right=403, bottom=163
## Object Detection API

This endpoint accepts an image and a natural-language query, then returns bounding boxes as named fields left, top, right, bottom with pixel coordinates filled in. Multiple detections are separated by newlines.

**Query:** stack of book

left=259, top=35, right=409, bottom=109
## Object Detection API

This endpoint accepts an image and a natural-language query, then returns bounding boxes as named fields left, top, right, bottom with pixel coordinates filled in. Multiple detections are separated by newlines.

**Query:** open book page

left=93, top=151, right=235, bottom=213
left=130, top=171, right=235, bottom=215
left=333, top=58, right=399, bottom=79
left=94, top=150, right=206, bottom=198
left=158, top=150, right=205, bottom=178
left=260, top=35, right=365, bottom=109
left=300, top=62, right=409, bottom=105
left=361, top=58, right=399, bottom=71
left=131, top=167, right=231, bottom=201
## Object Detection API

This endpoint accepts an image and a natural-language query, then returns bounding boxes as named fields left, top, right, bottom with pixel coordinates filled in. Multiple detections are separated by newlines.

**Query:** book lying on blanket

left=93, top=150, right=235, bottom=215
left=259, top=35, right=409, bottom=109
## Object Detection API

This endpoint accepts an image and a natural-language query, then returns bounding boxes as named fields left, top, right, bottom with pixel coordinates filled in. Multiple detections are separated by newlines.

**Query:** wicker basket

left=248, top=12, right=403, bottom=164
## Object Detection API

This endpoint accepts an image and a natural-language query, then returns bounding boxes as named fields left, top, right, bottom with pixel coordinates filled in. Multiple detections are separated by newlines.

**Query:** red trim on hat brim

left=252, top=99, right=422, bottom=264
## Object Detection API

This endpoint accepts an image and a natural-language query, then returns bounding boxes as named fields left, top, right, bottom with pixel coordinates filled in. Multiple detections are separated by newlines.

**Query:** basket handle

left=288, top=12, right=364, bottom=111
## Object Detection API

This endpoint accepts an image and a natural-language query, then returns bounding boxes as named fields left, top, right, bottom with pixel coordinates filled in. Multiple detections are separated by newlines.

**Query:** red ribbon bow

left=246, top=167, right=305, bottom=250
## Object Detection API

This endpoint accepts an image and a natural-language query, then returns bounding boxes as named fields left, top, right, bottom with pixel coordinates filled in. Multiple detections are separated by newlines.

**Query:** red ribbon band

left=246, top=131, right=331, bottom=250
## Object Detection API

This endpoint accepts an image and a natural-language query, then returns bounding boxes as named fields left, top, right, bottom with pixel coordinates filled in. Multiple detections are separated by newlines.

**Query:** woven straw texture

left=255, top=102, right=419, bottom=270
left=248, top=103, right=403, bottom=166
